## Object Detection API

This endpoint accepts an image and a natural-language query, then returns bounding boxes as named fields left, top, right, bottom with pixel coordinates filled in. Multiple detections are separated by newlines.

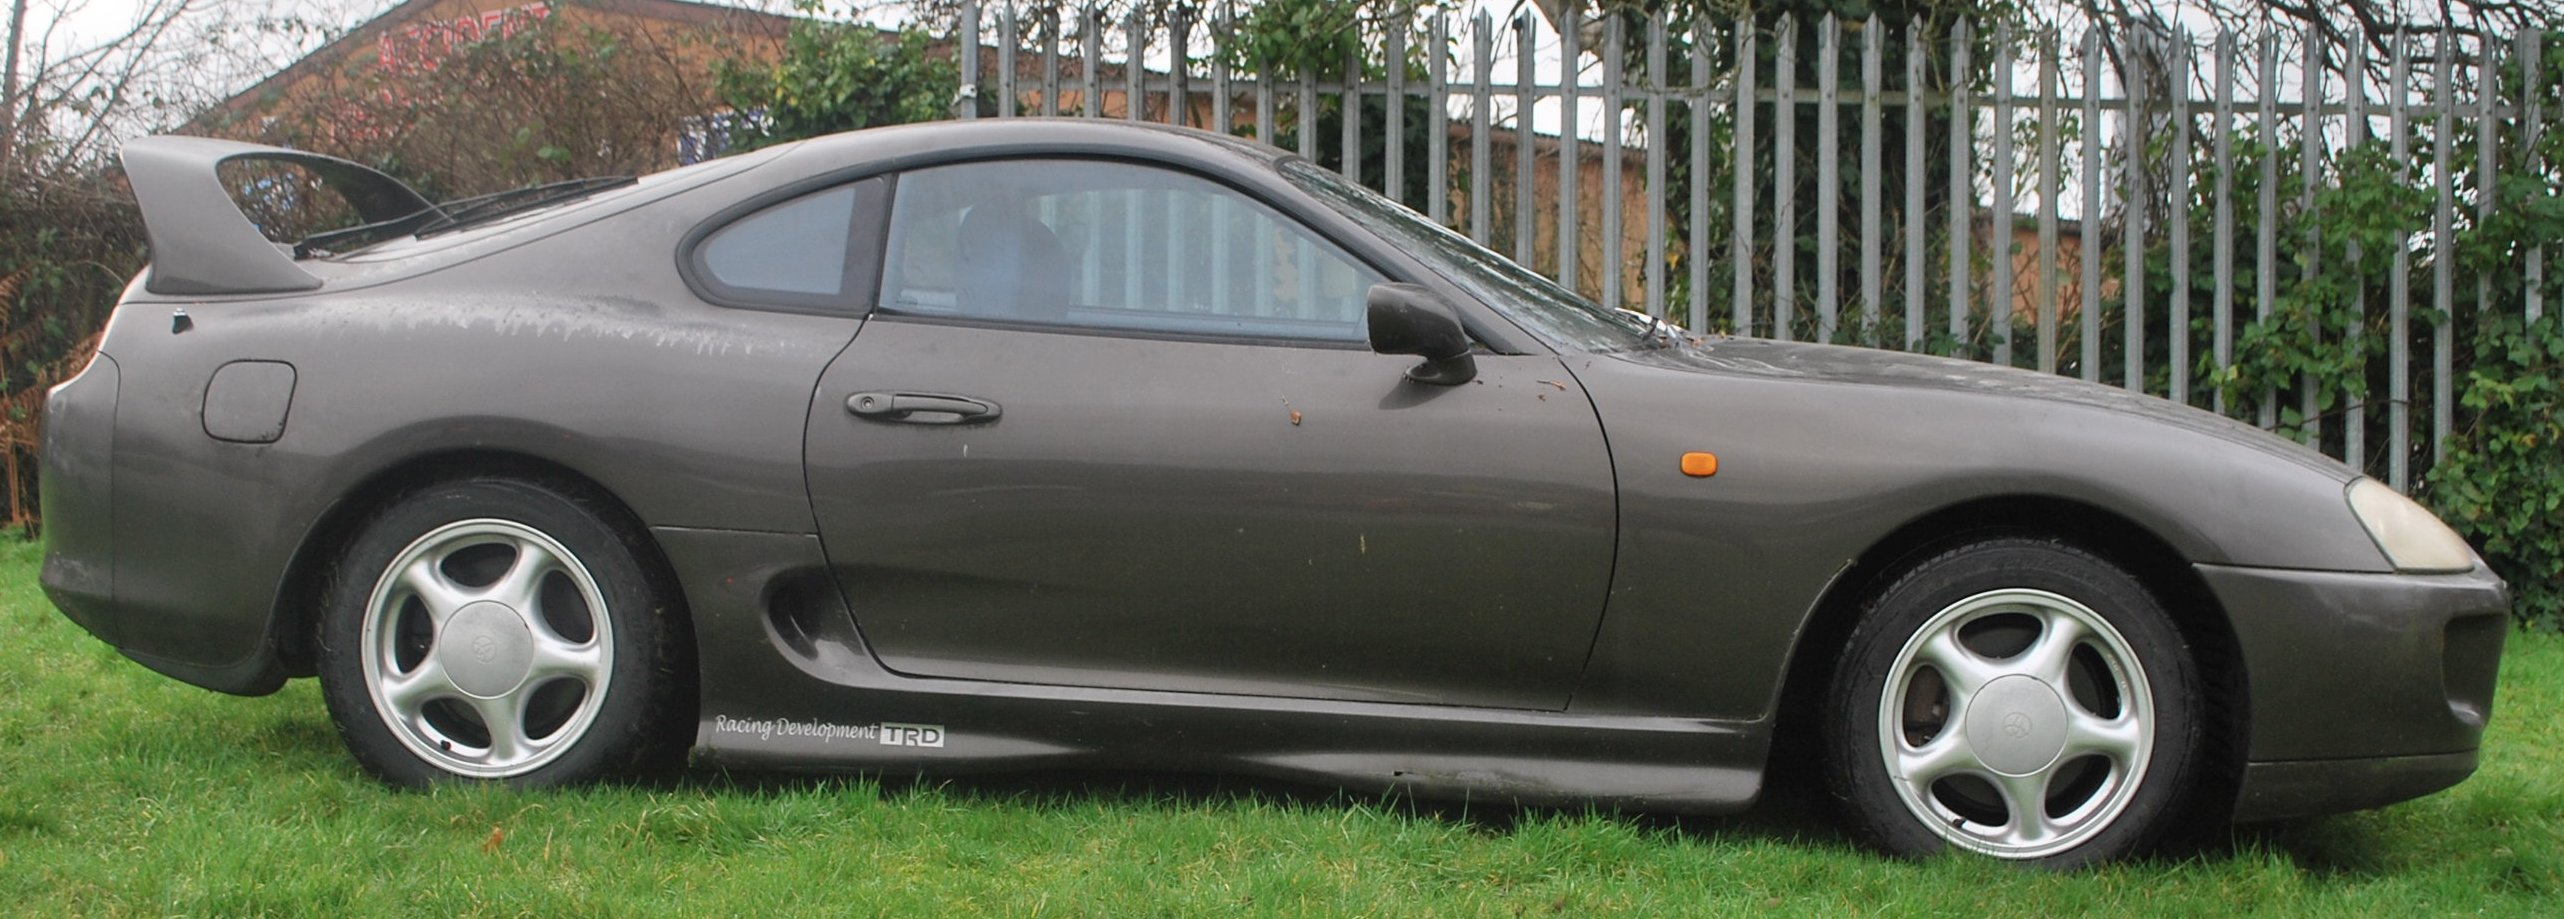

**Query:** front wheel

left=316, top=478, right=686, bottom=787
left=1821, top=538, right=2207, bottom=867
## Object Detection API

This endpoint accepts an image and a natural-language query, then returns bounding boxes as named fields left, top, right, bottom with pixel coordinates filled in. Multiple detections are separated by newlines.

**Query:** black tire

left=315, top=477, right=687, bottom=788
left=1820, top=537, right=2205, bottom=868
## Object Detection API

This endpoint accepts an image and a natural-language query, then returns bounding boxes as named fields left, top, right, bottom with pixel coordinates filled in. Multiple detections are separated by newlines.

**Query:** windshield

left=1281, top=159, right=1653, bottom=352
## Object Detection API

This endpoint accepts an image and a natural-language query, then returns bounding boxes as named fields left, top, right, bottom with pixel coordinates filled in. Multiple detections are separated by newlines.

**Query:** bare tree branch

left=3, top=0, right=29, bottom=173
left=0, top=0, right=312, bottom=174
left=52, top=1, right=191, bottom=161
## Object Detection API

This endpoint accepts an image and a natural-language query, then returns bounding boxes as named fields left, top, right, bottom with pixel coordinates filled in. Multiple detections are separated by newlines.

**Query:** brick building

left=199, top=0, right=792, bottom=176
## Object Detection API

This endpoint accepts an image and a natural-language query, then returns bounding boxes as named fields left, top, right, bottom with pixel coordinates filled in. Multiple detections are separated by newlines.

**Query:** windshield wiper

left=1639, top=313, right=1680, bottom=349
left=292, top=175, right=640, bottom=258
left=413, top=175, right=637, bottom=238
left=293, top=207, right=444, bottom=258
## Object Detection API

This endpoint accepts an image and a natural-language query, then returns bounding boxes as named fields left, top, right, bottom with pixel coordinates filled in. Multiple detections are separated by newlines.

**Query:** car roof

left=746, top=119, right=1299, bottom=190
left=786, top=118, right=1289, bottom=163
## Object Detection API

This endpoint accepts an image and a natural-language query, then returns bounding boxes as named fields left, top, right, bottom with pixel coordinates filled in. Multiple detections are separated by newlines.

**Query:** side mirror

left=1366, top=283, right=1477, bottom=385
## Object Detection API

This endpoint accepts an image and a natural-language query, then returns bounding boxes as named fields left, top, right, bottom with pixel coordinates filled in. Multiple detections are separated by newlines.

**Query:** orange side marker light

left=1681, top=452, right=1719, bottom=478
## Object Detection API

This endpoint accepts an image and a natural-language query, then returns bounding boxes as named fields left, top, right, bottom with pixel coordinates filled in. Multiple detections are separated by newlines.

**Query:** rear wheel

left=316, top=478, right=684, bottom=787
left=1822, top=538, right=2205, bottom=867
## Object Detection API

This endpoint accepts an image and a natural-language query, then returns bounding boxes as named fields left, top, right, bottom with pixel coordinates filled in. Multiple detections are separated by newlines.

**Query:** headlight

left=2345, top=478, right=2476, bottom=573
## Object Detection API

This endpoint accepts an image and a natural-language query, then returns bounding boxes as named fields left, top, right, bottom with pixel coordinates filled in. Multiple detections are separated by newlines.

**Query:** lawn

left=1, top=537, right=2557, bottom=917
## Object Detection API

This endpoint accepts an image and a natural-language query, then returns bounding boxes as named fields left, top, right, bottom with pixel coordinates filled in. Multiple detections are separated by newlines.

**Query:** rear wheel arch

left=269, top=450, right=692, bottom=694
left=1767, top=495, right=2247, bottom=826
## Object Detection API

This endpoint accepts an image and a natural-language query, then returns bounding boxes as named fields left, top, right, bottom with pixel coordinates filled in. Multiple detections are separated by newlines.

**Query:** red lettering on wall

left=374, top=2, right=553, bottom=76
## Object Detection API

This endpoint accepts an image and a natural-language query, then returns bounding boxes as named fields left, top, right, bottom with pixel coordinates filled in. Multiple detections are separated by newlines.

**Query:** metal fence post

left=1817, top=14, right=1842, bottom=342
left=998, top=4, right=1018, bottom=117
left=958, top=1, right=981, bottom=119
left=1602, top=15, right=1625, bottom=309
left=2300, top=22, right=2324, bottom=446
left=2079, top=29, right=2102, bottom=382
left=1775, top=18, right=1798, bottom=340
left=2390, top=31, right=2413, bottom=490
left=1471, top=12, right=1494, bottom=244
left=1902, top=22, right=1926, bottom=352
left=2123, top=28, right=2147, bottom=393
left=2169, top=30, right=2191, bottom=404
left=2036, top=29, right=2060, bottom=374
left=1860, top=16, right=1884, bottom=346
left=2253, top=35, right=2278, bottom=425
left=1644, top=12, right=1668, bottom=319
left=2212, top=29, right=2235, bottom=413
left=1948, top=23, right=1972, bottom=353
left=2529, top=32, right=2548, bottom=323
left=2347, top=31, right=2370, bottom=473
left=1689, top=19, right=1711, bottom=331
left=1559, top=8, right=1582, bottom=291
left=1516, top=14, right=1538, bottom=267
left=2432, top=30, right=2458, bottom=467
left=1990, top=28, right=2015, bottom=365
left=1735, top=24, right=1759, bottom=336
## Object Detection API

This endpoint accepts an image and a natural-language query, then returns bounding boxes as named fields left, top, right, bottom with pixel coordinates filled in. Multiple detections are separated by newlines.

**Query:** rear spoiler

left=119, top=135, right=436, bottom=296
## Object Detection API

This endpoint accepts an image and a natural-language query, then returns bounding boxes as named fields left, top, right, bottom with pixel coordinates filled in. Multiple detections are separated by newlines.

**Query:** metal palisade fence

left=942, top=2, right=2557, bottom=490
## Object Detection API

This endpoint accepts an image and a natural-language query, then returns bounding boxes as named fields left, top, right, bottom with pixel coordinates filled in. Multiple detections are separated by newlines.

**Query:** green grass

left=2, top=538, right=2558, bottom=917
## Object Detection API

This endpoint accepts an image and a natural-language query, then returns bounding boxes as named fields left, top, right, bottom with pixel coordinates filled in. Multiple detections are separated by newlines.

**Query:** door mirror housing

left=1366, top=283, right=1477, bottom=385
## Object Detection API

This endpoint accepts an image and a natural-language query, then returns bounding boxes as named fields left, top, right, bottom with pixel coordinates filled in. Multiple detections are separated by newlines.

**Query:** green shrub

left=714, top=3, right=956, bottom=152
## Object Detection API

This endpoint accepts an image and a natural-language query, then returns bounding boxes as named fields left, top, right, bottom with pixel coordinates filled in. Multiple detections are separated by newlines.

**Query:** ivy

left=2420, top=30, right=2564, bottom=631
left=2426, top=313, right=2564, bottom=628
left=2216, top=143, right=2421, bottom=435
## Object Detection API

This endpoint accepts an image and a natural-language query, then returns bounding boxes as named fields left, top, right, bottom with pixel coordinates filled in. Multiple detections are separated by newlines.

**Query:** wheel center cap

left=439, top=600, right=535, bottom=698
left=1963, top=674, right=2070, bottom=776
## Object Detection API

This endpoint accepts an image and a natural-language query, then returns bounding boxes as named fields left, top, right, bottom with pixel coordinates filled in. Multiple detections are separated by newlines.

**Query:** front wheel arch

left=1765, top=496, right=2247, bottom=834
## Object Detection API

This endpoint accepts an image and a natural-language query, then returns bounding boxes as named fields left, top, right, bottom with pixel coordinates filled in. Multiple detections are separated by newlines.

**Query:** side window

left=879, top=159, right=1383, bottom=341
left=691, top=177, right=885, bottom=310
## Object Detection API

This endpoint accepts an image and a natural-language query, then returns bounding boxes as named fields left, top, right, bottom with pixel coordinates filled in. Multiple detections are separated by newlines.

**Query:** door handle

left=847, top=391, right=1001, bottom=424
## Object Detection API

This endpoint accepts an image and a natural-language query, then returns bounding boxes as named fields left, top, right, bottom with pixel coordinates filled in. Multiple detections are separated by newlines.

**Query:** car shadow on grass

left=2207, top=817, right=2402, bottom=878
left=665, top=759, right=2437, bottom=875
left=248, top=708, right=2402, bottom=873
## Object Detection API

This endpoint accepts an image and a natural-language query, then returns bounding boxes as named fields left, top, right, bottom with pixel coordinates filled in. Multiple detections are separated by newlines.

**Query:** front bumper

left=2234, top=750, right=2480, bottom=823
left=2199, top=562, right=2509, bottom=822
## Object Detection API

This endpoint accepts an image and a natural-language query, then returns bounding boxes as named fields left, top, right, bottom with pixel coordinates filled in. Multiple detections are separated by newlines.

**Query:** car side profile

left=41, top=120, right=2507, bottom=867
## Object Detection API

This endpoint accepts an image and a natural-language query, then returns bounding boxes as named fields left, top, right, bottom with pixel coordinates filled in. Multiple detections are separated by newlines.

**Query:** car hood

left=1597, top=334, right=2354, bottom=482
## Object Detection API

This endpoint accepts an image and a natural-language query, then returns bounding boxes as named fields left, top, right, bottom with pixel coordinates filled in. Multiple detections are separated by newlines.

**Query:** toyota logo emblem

left=2001, top=711, right=2034, bottom=739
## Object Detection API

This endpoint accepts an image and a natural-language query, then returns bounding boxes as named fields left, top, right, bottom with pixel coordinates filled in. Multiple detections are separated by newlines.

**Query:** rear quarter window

left=687, top=176, right=889, bottom=313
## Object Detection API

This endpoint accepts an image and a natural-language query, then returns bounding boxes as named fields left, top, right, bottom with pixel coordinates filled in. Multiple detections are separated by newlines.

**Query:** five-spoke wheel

left=361, top=519, right=614, bottom=777
left=317, top=478, right=684, bottom=787
left=1824, top=538, right=2204, bottom=867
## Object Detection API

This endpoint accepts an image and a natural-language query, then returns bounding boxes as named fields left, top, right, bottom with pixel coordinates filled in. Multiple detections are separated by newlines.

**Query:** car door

left=804, top=158, right=1616, bottom=710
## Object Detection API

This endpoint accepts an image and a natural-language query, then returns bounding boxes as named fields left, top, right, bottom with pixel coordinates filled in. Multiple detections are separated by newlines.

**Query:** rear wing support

left=119, top=135, right=437, bottom=296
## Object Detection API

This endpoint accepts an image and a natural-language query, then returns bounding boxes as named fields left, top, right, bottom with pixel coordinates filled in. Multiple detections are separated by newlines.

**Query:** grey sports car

left=42, top=120, right=2506, bottom=867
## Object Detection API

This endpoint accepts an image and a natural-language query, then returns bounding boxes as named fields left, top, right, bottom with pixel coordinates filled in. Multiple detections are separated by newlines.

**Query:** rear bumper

left=40, top=350, right=120, bottom=645
left=38, top=332, right=292, bottom=697
left=2199, top=562, right=2508, bottom=820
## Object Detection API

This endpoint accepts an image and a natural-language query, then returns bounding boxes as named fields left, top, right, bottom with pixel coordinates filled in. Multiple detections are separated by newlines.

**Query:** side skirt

left=657, top=526, right=1767, bottom=814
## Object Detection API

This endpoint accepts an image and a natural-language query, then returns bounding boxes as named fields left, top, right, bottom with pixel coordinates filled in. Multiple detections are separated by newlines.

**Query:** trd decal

left=877, top=722, right=946, bottom=748
left=713, top=714, right=946, bottom=748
